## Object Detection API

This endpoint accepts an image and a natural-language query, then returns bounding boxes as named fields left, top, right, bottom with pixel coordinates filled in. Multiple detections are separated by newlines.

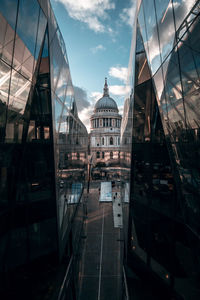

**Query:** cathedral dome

left=95, top=96, right=118, bottom=110
left=94, top=78, right=118, bottom=113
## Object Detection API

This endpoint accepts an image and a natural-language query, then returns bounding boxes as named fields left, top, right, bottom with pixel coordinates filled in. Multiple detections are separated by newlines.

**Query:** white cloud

left=120, top=0, right=136, bottom=27
left=74, top=86, right=90, bottom=111
left=90, top=44, right=106, bottom=54
left=77, top=91, right=102, bottom=132
left=90, top=91, right=102, bottom=102
left=109, top=66, right=128, bottom=83
left=55, top=0, right=115, bottom=33
left=118, top=105, right=124, bottom=116
left=109, top=85, right=131, bottom=96
left=78, top=106, right=93, bottom=132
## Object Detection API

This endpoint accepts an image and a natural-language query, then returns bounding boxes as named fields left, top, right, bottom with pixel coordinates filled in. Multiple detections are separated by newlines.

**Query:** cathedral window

left=102, top=152, right=104, bottom=159
left=102, top=137, right=104, bottom=145
left=110, top=137, right=113, bottom=145
left=96, top=151, right=100, bottom=158
left=110, top=152, right=113, bottom=159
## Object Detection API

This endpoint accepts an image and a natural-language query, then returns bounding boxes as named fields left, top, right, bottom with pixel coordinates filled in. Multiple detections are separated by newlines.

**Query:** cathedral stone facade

left=90, top=78, right=121, bottom=166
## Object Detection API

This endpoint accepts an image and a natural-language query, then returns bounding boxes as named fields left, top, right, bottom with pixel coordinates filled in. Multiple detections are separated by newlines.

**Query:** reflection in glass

left=0, top=14, right=15, bottom=65
left=155, top=0, right=176, bottom=62
left=16, top=0, right=40, bottom=55
left=55, top=97, right=63, bottom=133
left=0, top=2, right=88, bottom=298
left=141, top=0, right=162, bottom=74
left=0, top=0, right=18, bottom=30
left=173, top=0, right=196, bottom=32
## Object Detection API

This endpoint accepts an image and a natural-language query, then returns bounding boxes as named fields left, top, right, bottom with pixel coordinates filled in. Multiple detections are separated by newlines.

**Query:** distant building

left=90, top=78, right=121, bottom=168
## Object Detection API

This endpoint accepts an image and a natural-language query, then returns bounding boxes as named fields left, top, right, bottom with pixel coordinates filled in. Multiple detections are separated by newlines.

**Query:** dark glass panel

left=34, top=8, right=47, bottom=62
left=131, top=75, right=178, bottom=275
left=132, top=80, right=151, bottom=143
left=177, top=16, right=200, bottom=130
left=29, top=218, right=57, bottom=260
left=41, top=29, right=49, bottom=58
left=179, top=44, right=200, bottom=129
left=154, top=0, right=176, bottom=62
left=7, top=227, right=27, bottom=268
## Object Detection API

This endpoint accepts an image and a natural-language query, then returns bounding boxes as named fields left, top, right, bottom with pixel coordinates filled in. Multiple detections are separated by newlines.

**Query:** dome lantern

left=94, top=78, right=118, bottom=113
left=103, top=77, right=109, bottom=97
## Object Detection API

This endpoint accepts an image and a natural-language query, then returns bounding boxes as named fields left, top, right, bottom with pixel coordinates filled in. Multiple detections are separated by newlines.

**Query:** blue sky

left=50, top=0, right=136, bottom=131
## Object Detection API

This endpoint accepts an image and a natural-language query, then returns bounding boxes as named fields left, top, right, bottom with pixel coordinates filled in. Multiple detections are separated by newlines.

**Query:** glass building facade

left=0, top=0, right=88, bottom=299
left=123, top=0, right=200, bottom=299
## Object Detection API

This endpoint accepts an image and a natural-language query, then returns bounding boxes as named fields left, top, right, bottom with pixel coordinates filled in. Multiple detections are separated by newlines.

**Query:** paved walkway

left=78, top=182, right=123, bottom=300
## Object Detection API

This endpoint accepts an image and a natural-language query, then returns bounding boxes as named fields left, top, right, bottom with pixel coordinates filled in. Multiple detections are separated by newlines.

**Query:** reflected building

left=90, top=78, right=121, bottom=179
left=0, top=0, right=87, bottom=299
left=122, top=0, right=200, bottom=299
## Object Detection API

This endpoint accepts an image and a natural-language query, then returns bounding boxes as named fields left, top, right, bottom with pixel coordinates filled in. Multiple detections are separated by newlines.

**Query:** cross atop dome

left=103, top=77, right=109, bottom=97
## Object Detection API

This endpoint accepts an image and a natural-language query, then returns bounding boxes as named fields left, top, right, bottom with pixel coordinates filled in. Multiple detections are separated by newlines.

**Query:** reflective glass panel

left=138, top=2, right=149, bottom=60
left=164, top=50, right=186, bottom=137
left=155, top=0, right=176, bottom=62
left=16, top=0, right=40, bottom=56
left=6, top=71, right=30, bottom=143
left=55, top=97, right=63, bottom=133
left=0, top=15, right=15, bottom=65
left=142, top=0, right=162, bottom=74
left=0, top=0, right=18, bottom=30
left=0, top=59, right=11, bottom=104
left=135, top=25, right=151, bottom=85
left=173, top=0, right=196, bottom=32
left=153, top=67, right=168, bottom=135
